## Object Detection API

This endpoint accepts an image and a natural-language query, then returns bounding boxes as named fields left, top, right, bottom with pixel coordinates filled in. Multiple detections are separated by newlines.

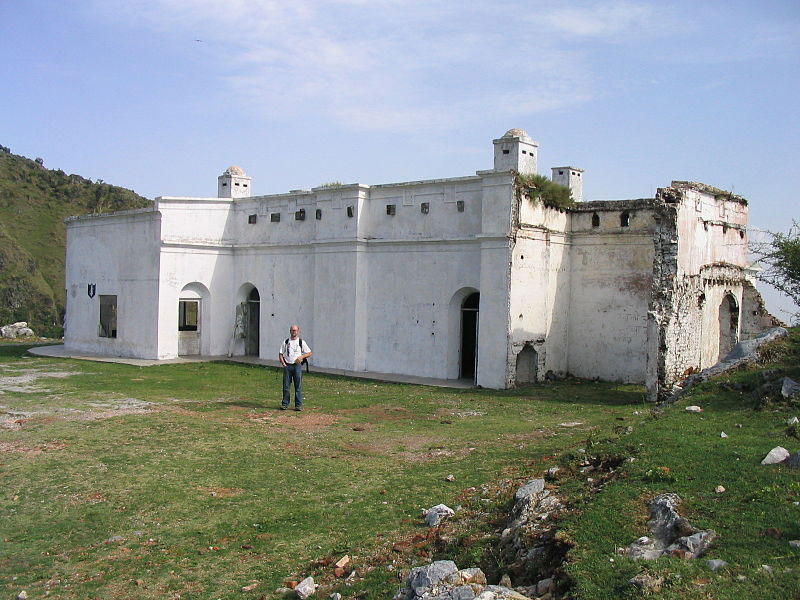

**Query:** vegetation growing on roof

left=514, top=172, right=574, bottom=210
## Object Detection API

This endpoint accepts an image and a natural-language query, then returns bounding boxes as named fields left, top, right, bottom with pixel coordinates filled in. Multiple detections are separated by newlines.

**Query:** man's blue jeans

left=282, top=363, right=303, bottom=408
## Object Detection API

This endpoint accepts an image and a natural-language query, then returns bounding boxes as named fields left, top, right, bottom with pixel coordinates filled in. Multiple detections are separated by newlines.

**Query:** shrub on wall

left=514, top=173, right=574, bottom=210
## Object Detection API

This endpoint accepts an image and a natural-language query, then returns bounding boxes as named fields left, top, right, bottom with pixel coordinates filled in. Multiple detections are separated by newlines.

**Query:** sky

left=2, top=0, right=798, bottom=318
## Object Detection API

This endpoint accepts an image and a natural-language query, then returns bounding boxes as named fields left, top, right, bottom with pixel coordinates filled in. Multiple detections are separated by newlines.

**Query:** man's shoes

left=280, top=405, right=288, bottom=410
left=294, top=406, right=302, bottom=411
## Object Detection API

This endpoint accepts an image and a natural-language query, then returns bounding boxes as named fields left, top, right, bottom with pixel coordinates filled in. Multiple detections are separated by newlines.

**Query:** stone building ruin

left=63, top=129, right=778, bottom=399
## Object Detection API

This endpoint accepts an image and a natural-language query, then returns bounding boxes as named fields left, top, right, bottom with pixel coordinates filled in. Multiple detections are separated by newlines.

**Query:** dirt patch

left=246, top=411, right=340, bottom=432
left=66, top=398, right=156, bottom=420
left=199, top=486, right=244, bottom=498
left=337, top=405, right=413, bottom=421
left=0, top=440, right=67, bottom=457
left=0, top=367, right=84, bottom=394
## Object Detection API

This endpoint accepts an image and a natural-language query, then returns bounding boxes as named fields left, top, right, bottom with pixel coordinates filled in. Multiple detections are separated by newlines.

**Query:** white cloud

left=87, top=0, right=663, bottom=131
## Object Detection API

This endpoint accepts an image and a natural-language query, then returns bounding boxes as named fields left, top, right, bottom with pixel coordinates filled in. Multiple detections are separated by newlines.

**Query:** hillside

left=0, top=146, right=151, bottom=336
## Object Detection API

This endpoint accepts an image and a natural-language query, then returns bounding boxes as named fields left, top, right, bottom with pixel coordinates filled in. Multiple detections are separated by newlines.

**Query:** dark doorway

left=717, top=293, right=739, bottom=362
left=246, top=288, right=260, bottom=356
left=460, top=292, right=480, bottom=381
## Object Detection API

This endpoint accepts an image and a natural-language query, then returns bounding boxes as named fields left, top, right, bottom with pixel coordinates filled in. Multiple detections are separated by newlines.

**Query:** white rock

left=330, top=593, right=342, bottom=600
left=295, top=576, right=316, bottom=599
left=782, top=378, right=800, bottom=399
left=720, top=432, right=728, bottom=438
left=707, top=559, right=727, bottom=570
left=761, top=447, right=790, bottom=465
left=761, top=564, right=773, bottom=574
left=715, top=486, right=726, bottom=493
left=559, top=421, right=583, bottom=427
left=787, top=417, right=799, bottom=426
left=17, top=592, right=28, bottom=600
left=423, top=504, right=455, bottom=527
left=685, top=406, right=703, bottom=413
left=789, top=540, right=800, bottom=549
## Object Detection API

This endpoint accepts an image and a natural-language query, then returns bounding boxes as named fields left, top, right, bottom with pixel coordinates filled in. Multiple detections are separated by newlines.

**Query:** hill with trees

left=0, top=146, right=151, bottom=336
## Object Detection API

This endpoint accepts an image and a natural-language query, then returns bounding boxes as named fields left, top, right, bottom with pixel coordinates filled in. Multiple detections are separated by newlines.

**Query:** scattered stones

left=241, top=582, right=258, bottom=592
left=1, top=322, right=35, bottom=339
left=514, top=479, right=545, bottom=501
left=781, top=377, right=800, bottom=399
left=685, top=406, right=703, bottom=413
left=625, top=494, right=717, bottom=560
left=423, top=504, right=455, bottom=527
left=761, top=447, right=790, bottom=465
left=295, top=576, right=316, bottom=599
left=446, top=474, right=456, bottom=482
left=16, top=592, right=28, bottom=600
left=720, top=432, right=728, bottom=438
left=558, top=421, right=583, bottom=427
left=707, top=559, right=727, bottom=570
left=394, top=562, right=532, bottom=600
left=106, top=535, right=125, bottom=543
left=629, top=573, right=664, bottom=592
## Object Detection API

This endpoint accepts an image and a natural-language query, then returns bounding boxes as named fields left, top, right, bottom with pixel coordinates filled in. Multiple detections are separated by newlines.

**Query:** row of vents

left=247, top=201, right=466, bottom=224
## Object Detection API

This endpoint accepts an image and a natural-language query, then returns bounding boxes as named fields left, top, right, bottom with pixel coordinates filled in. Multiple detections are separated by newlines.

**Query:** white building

left=64, top=129, right=777, bottom=399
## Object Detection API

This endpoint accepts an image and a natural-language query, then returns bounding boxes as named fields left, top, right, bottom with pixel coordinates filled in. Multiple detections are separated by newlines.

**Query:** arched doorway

left=246, top=287, right=260, bottom=356
left=516, top=345, right=538, bottom=384
left=178, top=282, right=210, bottom=356
left=717, top=293, right=739, bottom=362
left=460, top=292, right=480, bottom=381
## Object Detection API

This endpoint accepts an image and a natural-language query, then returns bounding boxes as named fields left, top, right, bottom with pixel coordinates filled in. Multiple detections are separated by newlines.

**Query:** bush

left=515, top=173, right=574, bottom=210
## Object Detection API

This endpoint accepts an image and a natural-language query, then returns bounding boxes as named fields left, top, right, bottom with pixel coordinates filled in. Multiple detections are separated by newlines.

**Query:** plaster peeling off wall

left=740, top=278, right=784, bottom=340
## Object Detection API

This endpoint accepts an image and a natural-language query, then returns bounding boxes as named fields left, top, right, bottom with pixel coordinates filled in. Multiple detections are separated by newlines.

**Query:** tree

left=751, top=220, right=800, bottom=322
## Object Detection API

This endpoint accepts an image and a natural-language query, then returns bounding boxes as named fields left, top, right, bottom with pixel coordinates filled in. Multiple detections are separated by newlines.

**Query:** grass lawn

left=0, top=343, right=646, bottom=599
left=2, top=332, right=798, bottom=600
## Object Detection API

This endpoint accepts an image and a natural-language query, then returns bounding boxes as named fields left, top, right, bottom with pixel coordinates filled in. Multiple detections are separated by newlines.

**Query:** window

left=271, top=213, right=280, bottom=222
left=248, top=214, right=257, bottom=224
left=295, top=209, right=306, bottom=221
left=178, top=300, right=198, bottom=331
left=591, top=213, right=600, bottom=227
left=502, top=149, right=510, bottom=155
left=99, top=295, right=117, bottom=338
left=421, top=202, right=429, bottom=214
left=620, top=211, right=630, bottom=227
left=315, top=209, right=322, bottom=220
left=222, top=182, right=228, bottom=187
left=386, top=204, right=396, bottom=216
left=456, top=200, right=465, bottom=212
left=347, top=206, right=354, bottom=218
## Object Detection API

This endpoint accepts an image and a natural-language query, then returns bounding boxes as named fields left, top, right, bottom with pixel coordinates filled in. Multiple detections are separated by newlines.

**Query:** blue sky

left=2, top=0, right=798, bottom=316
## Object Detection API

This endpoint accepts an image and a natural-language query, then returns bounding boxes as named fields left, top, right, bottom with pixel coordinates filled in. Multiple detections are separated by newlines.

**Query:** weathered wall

left=65, top=210, right=161, bottom=358
left=566, top=202, right=656, bottom=383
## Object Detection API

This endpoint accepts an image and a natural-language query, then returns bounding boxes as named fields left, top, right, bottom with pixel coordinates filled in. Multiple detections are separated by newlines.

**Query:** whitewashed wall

left=65, top=210, right=161, bottom=358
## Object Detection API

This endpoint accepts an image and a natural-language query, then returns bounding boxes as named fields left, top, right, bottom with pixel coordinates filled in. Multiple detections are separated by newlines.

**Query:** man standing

left=279, top=324, right=312, bottom=411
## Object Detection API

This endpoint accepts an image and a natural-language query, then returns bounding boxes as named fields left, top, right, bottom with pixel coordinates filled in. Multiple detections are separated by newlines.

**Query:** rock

left=707, top=559, right=727, bottom=570
left=446, top=474, right=456, bottom=482
left=460, top=568, right=486, bottom=585
left=788, top=417, right=799, bottom=425
left=629, top=573, right=664, bottom=591
left=536, top=577, right=554, bottom=595
left=715, top=486, right=726, bottom=493
left=106, top=535, right=125, bottom=543
left=545, top=466, right=560, bottom=480
left=761, top=564, right=773, bottom=574
left=330, top=594, right=342, bottom=600
left=761, top=447, right=790, bottom=465
left=720, top=432, right=728, bottom=438
left=424, top=504, right=455, bottom=527
left=407, top=560, right=458, bottom=595
left=789, top=540, right=800, bottom=549
left=514, top=479, right=545, bottom=501
left=558, top=421, right=583, bottom=427
left=626, top=494, right=716, bottom=560
left=784, top=452, right=800, bottom=468
left=685, top=406, right=703, bottom=413
left=1, top=322, right=35, bottom=339
left=241, top=582, right=258, bottom=592
left=334, top=555, right=350, bottom=569
left=449, top=585, right=478, bottom=600
left=781, top=378, right=800, bottom=399
left=295, top=576, right=316, bottom=599
left=498, top=574, right=512, bottom=587
left=334, top=567, right=346, bottom=578
left=17, top=592, right=28, bottom=600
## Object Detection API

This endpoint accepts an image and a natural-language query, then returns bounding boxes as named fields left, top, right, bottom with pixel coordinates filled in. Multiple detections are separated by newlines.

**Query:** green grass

left=0, top=344, right=647, bottom=599
left=1, top=334, right=798, bottom=600
left=560, top=329, right=800, bottom=599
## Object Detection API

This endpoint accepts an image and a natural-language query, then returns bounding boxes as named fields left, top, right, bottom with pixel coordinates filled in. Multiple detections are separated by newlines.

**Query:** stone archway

left=178, top=282, right=210, bottom=356
left=717, top=293, right=739, bottom=362
left=460, top=292, right=480, bottom=381
left=516, top=345, right=538, bottom=385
